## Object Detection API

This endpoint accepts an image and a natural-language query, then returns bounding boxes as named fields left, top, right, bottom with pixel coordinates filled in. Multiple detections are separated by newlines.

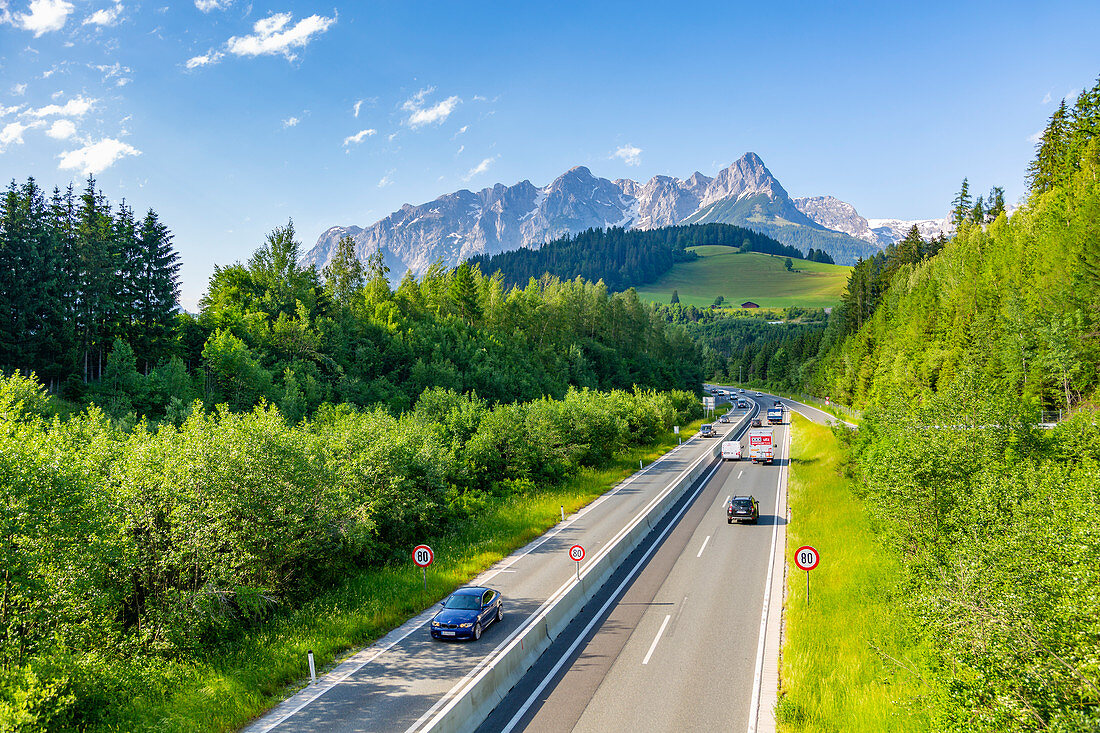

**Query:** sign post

left=794, top=545, right=819, bottom=606
left=569, top=544, right=585, bottom=581
left=412, top=544, right=434, bottom=597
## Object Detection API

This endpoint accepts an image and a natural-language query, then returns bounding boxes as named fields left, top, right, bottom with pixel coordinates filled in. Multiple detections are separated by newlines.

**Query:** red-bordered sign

left=569, top=544, right=585, bottom=562
left=412, top=544, right=434, bottom=568
left=794, top=545, right=819, bottom=571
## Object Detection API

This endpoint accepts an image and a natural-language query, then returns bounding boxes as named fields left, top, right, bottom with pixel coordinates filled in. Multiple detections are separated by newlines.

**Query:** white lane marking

left=696, top=535, right=711, bottom=558
left=408, top=421, right=754, bottom=733
left=747, top=423, right=790, bottom=733
left=641, top=614, right=672, bottom=665
left=737, top=470, right=743, bottom=479
left=499, top=461, right=724, bottom=733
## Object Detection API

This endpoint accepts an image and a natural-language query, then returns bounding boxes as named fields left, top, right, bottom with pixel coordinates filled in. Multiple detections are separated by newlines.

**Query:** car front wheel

left=473, top=622, right=482, bottom=640
left=497, top=605, right=503, bottom=623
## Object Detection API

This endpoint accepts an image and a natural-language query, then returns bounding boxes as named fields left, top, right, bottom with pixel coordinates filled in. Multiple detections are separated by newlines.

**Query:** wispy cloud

left=353, top=99, right=362, bottom=118
left=11, top=0, right=73, bottom=37
left=226, top=12, right=336, bottom=60
left=94, top=62, right=131, bottom=86
left=612, top=143, right=642, bottom=166
left=45, top=118, right=75, bottom=139
left=23, top=94, right=95, bottom=117
left=57, top=137, right=140, bottom=174
left=194, top=0, right=231, bottom=11
left=282, top=116, right=299, bottom=128
left=462, top=156, right=496, bottom=182
left=185, top=50, right=224, bottom=69
left=456, top=144, right=464, bottom=156
left=1041, top=91, right=1052, bottom=105
left=12, top=83, right=27, bottom=96
left=343, top=128, right=376, bottom=147
left=0, top=104, right=23, bottom=117
left=378, top=173, right=393, bottom=188
left=451, top=124, right=468, bottom=140
left=0, top=119, right=44, bottom=152
left=402, top=87, right=460, bottom=128
left=83, top=2, right=123, bottom=26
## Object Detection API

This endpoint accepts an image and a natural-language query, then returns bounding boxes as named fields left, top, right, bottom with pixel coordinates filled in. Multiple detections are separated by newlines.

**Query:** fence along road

left=244, top=402, right=755, bottom=733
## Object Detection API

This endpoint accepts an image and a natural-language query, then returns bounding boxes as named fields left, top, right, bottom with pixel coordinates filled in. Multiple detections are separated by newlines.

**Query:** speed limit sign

left=794, top=545, right=819, bottom=571
left=412, top=544, right=434, bottom=568
left=569, top=544, right=585, bottom=562
left=794, top=545, right=818, bottom=606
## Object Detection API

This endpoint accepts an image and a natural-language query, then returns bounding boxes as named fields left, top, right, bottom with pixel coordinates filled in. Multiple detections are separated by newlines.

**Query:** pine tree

left=448, top=261, right=481, bottom=324
left=986, top=186, right=1006, bottom=221
left=1027, top=100, right=1070, bottom=195
left=969, top=195, right=985, bottom=225
left=670, top=289, right=680, bottom=304
left=950, top=178, right=973, bottom=228
left=135, top=209, right=180, bottom=372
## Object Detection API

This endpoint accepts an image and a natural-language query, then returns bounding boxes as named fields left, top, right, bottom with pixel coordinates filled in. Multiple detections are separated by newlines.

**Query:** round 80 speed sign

left=412, top=544, right=434, bottom=568
left=794, top=545, right=819, bottom=571
left=569, top=544, right=585, bottom=562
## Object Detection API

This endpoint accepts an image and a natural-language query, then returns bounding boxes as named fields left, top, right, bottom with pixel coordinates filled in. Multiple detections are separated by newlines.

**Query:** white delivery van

left=747, top=427, right=774, bottom=464
left=721, top=439, right=742, bottom=461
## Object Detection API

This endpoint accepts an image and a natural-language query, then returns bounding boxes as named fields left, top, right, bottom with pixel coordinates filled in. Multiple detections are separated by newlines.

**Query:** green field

left=634, top=247, right=851, bottom=308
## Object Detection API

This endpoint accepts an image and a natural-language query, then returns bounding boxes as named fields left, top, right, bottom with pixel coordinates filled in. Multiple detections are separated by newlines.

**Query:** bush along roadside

left=0, top=373, right=701, bottom=731
left=778, top=413, right=934, bottom=732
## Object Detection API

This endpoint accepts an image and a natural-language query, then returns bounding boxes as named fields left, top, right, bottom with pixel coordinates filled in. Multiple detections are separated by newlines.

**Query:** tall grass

left=777, top=414, right=933, bottom=732
left=110, top=422, right=709, bottom=732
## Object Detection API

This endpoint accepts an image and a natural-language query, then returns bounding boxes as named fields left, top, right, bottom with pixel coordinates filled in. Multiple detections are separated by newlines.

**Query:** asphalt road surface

left=476, top=398, right=788, bottom=733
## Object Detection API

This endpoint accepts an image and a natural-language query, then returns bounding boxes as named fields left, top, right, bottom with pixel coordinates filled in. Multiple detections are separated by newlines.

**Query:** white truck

left=747, top=427, right=774, bottom=464
left=721, top=439, right=742, bottom=461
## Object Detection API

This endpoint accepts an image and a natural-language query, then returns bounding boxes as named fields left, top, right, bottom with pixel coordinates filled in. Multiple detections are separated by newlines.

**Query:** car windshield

left=444, top=594, right=481, bottom=610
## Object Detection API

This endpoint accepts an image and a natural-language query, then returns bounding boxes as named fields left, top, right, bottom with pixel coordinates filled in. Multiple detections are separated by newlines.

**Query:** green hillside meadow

left=634, top=247, right=852, bottom=308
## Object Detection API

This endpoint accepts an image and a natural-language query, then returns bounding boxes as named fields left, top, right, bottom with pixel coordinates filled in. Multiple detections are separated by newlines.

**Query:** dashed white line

left=642, top=614, right=672, bottom=665
left=738, top=470, right=743, bottom=479
left=696, top=535, right=711, bottom=558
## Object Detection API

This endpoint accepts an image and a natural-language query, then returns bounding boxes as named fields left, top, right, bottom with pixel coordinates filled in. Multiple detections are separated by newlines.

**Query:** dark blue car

left=430, top=586, right=503, bottom=641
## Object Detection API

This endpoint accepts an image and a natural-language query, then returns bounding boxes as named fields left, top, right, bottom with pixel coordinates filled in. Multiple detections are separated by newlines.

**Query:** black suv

left=727, top=496, right=759, bottom=524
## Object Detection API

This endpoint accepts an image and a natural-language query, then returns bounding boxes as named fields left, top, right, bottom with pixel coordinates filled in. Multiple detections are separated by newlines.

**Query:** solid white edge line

left=499, top=460, right=724, bottom=733
left=746, top=420, right=790, bottom=733
left=696, top=535, right=711, bottom=558
left=641, top=614, right=672, bottom=665
left=408, top=413, right=757, bottom=733
left=260, top=411, right=748, bottom=732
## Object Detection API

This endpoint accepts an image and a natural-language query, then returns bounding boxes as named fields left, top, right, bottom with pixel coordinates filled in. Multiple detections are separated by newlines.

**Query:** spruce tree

left=950, top=178, right=973, bottom=228
left=136, top=209, right=180, bottom=372
left=1027, top=100, right=1069, bottom=195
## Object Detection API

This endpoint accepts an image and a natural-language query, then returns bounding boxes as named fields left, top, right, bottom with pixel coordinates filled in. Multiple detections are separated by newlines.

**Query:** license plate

left=441, top=630, right=455, bottom=636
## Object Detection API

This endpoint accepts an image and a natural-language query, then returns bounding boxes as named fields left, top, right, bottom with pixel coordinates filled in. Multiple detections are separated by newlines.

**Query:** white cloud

left=0, top=119, right=44, bottom=151
left=57, top=137, right=140, bottom=174
left=12, top=83, right=27, bottom=96
left=45, top=118, right=75, bottom=139
left=451, top=124, right=468, bottom=140
left=1041, top=92, right=1051, bottom=104
left=343, top=128, right=376, bottom=147
left=456, top=144, right=464, bottom=156
left=94, top=62, right=131, bottom=87
left=353, top=99, right=362, bottom=117
left=194, top=0, right=231, bottom=11
left=282, top=116, right=299, bottom=128
left=378, top=174, right=393, bottom=188
left=388, top=132, right=398, bottom=142
left=83, top=2, right=122, bottom=26
left=402, top=87, right=460, bottom=128
left=462, top=156, right=495, bottom=182
left=0, top=104, right=23, bottom=116
left=13, top=0, right=73, bottom=36
left=185, top=50, right=224, bottom=69
left=226, top=11, right=336, bottom=61
left=612, top=144, right=642, bottom=166
left=23, top=94, right=94, bottom=117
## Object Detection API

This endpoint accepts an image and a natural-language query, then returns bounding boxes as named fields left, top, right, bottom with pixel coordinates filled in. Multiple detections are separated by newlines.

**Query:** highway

left=244, top=399, right=757, bottom=733
left=476, top=392, right=791, bottom=733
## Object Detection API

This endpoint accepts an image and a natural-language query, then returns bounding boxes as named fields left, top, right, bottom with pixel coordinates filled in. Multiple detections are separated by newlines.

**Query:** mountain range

left=304, top=152, right=950, bottom=278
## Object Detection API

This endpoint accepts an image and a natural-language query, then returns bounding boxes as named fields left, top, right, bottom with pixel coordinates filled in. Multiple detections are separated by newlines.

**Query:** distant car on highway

left=699, top=424, right=717, bottom=437
left=718, top=414, right=731, bottom=423
left=750, top=417, right=763, bottom=428
left=755, top=392, right=763, bottom=397
left=431, top=587, right=503, bottom=641
left=727, top=496, right=759, bottom=524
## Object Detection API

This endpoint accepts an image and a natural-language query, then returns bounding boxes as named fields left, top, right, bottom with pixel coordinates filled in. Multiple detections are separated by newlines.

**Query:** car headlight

left=459, top=623, right=473, bottom=628
left=431, top=621, right=440, bottom=627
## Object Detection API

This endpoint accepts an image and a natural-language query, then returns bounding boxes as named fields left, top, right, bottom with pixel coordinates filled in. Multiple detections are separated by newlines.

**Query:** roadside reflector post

left=308, top=649, right=316, bottom=685
left=639, top=459, right=643, bottom=470
left=561, top=505, right=565, bottom=522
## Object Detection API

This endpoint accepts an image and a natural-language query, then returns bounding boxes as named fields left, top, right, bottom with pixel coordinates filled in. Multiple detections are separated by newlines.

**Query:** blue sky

left=1, top=1, right=1098, bottom=309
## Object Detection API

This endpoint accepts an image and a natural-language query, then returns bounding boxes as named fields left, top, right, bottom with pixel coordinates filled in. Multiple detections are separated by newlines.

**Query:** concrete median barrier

left=424, top=406, right=757, bottom=733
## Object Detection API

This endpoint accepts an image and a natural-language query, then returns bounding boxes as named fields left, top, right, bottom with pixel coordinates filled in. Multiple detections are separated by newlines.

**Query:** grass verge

left=110, top=416, right=714, bottom=732
left=777, top=414, right=932, bottom=731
